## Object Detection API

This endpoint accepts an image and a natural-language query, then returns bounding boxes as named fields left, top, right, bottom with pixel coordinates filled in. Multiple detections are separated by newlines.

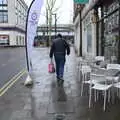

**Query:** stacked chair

left=78, top=56, right=120, bottom=111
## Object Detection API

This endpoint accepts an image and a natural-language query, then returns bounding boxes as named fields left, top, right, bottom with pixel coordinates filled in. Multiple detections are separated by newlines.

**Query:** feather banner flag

left=25, top=0, right=43, bottom=72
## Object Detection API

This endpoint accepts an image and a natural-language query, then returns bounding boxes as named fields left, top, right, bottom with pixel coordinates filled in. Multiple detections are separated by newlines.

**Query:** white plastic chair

left=107, top=64, right=120, bottom=70
left=113, top=82, right=120, bottom=98
left=89, top=72, right=112, bottom=111
left=113, top=82, right=120, bottom=89
left=95, top=56, right=104, bottom=62
left=107, top=64, right=120, bottom=98
left=77, top=59, right=88, bottom=81
left=89, top=65, right=120, bottom=111
left=81, top=67, right=106, bottom=97
left=94, top=56, right=105, bottom=68
left=80, top=65, right=91, bottom=96
left=106, top=64, right=120, bottom=83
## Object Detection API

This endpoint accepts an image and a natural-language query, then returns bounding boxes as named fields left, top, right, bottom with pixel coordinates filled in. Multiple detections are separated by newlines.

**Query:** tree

left=46, top=0, right=62, bottom=46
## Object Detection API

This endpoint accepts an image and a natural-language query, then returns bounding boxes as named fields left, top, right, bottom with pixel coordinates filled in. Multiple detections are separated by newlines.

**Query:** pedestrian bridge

left=37, top=24, right=74, bottom=35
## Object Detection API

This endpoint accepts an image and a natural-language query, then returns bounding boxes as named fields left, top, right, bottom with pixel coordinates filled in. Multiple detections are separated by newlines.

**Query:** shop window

left=0, top=35, right=9, bottom=45
left=103, top=1, right=119, bottom=59
left=87, top=24, right=92, bottom=53
left=18, top=36, right=20, bottom=45
left=98, top=7, right=101, bottom=19
left=16, top=36, right=18, bottom=45
left=19, top=36, right=21, bottom=45
left=23, top=37, right=25, bottom=45
left=20, top=36, right=22, bottom=45
left=22, top=36, right=24, bottom=45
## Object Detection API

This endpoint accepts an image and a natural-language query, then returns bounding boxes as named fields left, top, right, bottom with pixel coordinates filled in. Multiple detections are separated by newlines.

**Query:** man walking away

left=49, top=34, right=70, bottom=83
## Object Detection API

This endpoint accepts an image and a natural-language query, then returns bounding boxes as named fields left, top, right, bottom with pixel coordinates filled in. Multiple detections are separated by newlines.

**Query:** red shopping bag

left=48, top=59, right=55, bottom=73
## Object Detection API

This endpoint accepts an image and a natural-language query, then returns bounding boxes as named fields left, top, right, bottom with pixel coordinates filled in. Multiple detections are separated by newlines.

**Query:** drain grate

left=54, top=114, right=65, bottom=120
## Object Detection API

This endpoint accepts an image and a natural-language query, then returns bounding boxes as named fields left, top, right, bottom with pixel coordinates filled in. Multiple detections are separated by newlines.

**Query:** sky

left=24, top=0, right=73, bottom=25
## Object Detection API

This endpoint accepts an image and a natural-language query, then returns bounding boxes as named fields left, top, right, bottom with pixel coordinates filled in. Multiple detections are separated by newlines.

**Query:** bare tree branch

left=52, top=7, right=60, bottom=13
left=46, top=0, right=50, bottom=11
left=52, top=0, right=63, bottom=13
left=51, top=0, right=57, bottom=9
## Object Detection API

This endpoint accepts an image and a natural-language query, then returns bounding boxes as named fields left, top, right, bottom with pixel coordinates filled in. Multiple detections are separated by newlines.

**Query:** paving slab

left=47, top=100, right=75, bottom=114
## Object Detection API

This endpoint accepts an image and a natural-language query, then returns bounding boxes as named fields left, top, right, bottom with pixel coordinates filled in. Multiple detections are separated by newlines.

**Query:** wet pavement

left=30, top=47, right=120, bottom=120
left=1, top=47, right=120, bottom=120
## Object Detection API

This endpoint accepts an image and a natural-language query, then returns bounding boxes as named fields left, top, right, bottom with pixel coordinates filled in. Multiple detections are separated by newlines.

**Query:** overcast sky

left=24, top=0, right=73, bottom=25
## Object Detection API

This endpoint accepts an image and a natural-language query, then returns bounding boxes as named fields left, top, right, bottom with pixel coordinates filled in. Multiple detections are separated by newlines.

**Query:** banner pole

left=25, top=0, right=35, bottom=72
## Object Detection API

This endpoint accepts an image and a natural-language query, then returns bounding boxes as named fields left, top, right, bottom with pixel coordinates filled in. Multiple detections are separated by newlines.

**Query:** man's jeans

left=54, top=54, right=65, bottom=79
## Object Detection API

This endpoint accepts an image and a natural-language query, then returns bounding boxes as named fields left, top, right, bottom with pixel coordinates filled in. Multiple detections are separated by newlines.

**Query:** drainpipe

left=118, top=1, right=120, bottom=63
left=79, top=10, right=82, bottom=56
left=101, top=5, right=104, bottom=56
left=95, top=8, right=99, bottom=56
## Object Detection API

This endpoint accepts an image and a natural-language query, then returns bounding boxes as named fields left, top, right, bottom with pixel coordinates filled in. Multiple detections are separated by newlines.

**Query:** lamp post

left=52, top=13, right=57, bottom=39
left=46, top=9, right=49, bottom=46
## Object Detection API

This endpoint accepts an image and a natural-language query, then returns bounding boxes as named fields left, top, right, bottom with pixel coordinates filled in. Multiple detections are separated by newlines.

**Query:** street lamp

left=52, top=13, right=57, bottom=39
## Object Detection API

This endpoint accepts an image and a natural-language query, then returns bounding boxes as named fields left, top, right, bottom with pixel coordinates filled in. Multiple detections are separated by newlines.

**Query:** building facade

left=73, top=0, right=120, bottom=62
left=82, top=9, right=97, bottom=57
left=74, top=0, right=99, bottom=57
left=73, top=4, right=83, bottom=56
left=0, top=0, right=28, bottom=46
left=96, top=0, right=120, bottom=62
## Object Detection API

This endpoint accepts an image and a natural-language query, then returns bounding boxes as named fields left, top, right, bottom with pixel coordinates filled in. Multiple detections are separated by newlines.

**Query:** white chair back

left=90, top=73, right=105, bottom=82
left=81, top=65, right=91, bottom=74
left=107, top=64, right=120, bottom=70
left=93, top=67, right=106, bottom=75
left=95, top=56, right=104, bottom=61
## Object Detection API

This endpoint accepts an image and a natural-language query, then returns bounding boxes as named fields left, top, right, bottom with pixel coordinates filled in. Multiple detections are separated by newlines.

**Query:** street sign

left=74, top=0, right=89, bottom=4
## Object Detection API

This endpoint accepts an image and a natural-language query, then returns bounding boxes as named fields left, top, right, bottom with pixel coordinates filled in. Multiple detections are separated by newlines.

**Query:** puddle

left=54, top=114, right=65, bottom=120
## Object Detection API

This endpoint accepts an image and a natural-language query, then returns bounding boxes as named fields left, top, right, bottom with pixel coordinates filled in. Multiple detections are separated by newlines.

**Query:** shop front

left=82, top=10, right=97, bottom=57
left=0, top=35, right=9, bottom=45
left=82, top=13, right=92, bottom=55
left=96, top=0, right=120, bottom=62
left=81, top=0, right=99, bottom=57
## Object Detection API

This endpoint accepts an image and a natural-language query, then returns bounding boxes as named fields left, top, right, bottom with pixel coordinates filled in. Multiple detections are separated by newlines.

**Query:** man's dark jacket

left=49, top=38, right=70, bottom=58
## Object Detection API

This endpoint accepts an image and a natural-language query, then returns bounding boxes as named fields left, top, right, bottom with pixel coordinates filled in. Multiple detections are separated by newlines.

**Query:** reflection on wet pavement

left=1, top=47, right=120, bottom=120
left=31, top=47, right=120, bottom=120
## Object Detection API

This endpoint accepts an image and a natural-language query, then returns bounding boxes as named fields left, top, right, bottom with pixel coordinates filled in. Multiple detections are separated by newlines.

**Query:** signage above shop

left=74, top=0, right=89, bottom=4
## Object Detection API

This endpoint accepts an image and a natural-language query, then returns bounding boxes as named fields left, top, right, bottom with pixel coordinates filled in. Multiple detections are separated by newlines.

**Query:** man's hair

left=57, top=34, right=62, bottom=38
